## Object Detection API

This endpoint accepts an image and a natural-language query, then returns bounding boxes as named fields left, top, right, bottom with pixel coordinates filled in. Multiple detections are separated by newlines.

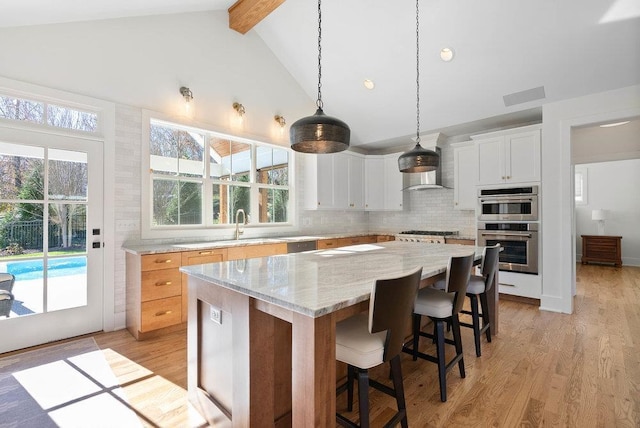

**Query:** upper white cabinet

left=473, top=124, right=541, bottom=186
left=452, top=141, right=478, bottom=210
left=304, top=151, right=365, bottom=210
left=364, top=156, right=385, bottom=210
left=383, top=153, right=403, bottom=210
left=348, top=153, right=365, bottom=209
left=364, top=153, right=403, bottom=211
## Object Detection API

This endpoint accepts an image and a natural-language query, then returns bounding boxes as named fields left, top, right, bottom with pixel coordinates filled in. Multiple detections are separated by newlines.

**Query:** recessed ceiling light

left=363, top=79, right=375, bottom=90
left=440, top=47, right=454, bottom=62
left=599, top=121, right=630, bottom=128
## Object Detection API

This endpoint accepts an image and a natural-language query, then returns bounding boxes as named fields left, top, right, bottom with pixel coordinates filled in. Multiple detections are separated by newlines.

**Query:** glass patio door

left=0, top=131, right=103, bottom=353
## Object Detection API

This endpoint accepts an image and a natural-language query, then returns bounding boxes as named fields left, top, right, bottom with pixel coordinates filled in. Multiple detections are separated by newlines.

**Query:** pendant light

left=290, top=0, right=350, bottom=154
left=398, top=0, right=440, bottom=173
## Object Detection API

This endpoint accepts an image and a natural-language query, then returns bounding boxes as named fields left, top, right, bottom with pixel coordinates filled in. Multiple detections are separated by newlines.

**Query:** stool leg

left=390, top=355, right=408, bottom=428
left=357, top=369, right=370, bottom=427
left=469, top=294, right=482, bottom=357
left=451, top=314, right=466, bottom=379
left=479, top=292, right=492, bottom=343
left=347, top=364, right=355, bottom=412
left=434, top=319, right=447, bottom=402
left=412, top=313, right=421, bottom=361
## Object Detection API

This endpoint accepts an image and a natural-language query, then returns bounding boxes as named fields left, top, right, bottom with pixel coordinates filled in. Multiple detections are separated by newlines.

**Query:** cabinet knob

left=156, top=259, right=172, bottom=264
left=155, top=281, right=172, bottom=286
left=155, top=310, right=173, bottom=317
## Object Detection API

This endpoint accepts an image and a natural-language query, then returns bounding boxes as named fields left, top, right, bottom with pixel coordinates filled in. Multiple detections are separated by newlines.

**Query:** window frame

left=141, top=110, right=296, bottom=240
left=574, top=165, right=588, bottom=205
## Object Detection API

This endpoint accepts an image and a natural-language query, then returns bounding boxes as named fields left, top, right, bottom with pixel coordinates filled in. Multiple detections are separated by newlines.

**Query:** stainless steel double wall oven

left=477, top=186, right=539, bottom=274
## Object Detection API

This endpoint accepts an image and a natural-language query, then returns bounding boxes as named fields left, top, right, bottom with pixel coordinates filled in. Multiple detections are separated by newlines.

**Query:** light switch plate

left=210, top=306, right=222, bottom=324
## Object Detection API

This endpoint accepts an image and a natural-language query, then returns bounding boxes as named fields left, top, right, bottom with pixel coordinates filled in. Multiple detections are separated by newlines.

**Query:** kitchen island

left=181, top=241, right=494, bottom=427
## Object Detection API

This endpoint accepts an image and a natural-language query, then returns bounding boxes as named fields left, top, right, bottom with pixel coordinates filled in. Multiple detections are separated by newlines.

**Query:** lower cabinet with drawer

left=127, top=251, right=185, bottom=340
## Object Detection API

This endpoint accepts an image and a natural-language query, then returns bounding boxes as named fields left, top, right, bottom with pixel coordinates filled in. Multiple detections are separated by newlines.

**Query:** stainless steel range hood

left=402, top=146, right=444, bottom=190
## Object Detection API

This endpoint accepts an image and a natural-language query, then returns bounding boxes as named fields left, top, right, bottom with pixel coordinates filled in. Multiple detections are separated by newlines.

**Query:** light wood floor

left=22, top=264, right=640, bottom=427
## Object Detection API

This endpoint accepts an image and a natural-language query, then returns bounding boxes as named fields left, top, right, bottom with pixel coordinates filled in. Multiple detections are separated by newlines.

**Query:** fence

left=0, top=217, right=86, bottom=250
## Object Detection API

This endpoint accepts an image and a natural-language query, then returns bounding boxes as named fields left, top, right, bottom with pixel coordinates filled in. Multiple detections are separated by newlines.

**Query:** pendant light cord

left=415, top=0, right=421, bottom=145
left=316, top=0, right=323, bottom=110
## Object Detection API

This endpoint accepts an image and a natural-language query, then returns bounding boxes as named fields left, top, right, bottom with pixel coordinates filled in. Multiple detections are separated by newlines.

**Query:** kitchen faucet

left=235, top=209, right=246, bottom=240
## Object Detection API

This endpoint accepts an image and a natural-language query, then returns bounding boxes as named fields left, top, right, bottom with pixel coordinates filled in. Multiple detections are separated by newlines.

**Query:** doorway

left=0, top=129, right=104, bottom=353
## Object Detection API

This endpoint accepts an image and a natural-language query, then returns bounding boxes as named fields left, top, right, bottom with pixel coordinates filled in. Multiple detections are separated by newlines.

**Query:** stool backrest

left=0, top=273, right=15, bottom=293
left=444, top=253, right=474, bottom=315
left=369, top=267, right=422, bottom=362
left=481, top=244, right=500, bottom=292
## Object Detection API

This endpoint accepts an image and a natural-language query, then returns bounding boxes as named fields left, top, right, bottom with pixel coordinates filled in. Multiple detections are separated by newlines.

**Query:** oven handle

left=479, top=232, right=532, bottom=239
left=479, top=198, right=534, bottom=204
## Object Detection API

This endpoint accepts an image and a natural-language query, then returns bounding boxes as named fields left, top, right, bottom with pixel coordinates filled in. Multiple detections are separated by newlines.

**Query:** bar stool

left=335, top=267, right=422, bottom=428
left=403, top=253, right=474, bottom=402
left=0, top=273, right=15, bottom=318
left=460, top=244, right=500, bottom=357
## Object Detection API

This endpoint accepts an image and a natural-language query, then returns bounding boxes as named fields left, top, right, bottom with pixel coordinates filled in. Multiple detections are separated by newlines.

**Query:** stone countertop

left=181, top=241, right=481, bottom=318
left=122, top=232, right=391, bottom=255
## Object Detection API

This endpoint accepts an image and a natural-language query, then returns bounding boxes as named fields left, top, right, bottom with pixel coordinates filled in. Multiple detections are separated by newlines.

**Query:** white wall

left=0, top=11, right=312, bottom=146
left=575, top=159, right=640, bottom=267
left=541, top=84, right=640, bottom=314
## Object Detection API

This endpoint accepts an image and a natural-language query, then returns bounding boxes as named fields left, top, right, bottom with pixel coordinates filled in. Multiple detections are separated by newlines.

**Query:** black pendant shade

left=398, top=143, right=440, bottom=173
left=290, top=108, right=350, bottom=154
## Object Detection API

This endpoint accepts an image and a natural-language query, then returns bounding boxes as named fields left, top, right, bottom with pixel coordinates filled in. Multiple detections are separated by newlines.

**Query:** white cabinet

left=473, top=125, right=541, bottom=186
left=364, top=153, right=403, bottom=211
left=452, top=141, right=478, bottom=210
left=383, top=153, right=403, bottom=210
left=304, top=151, right=364, bottom=210
left=364, top=156, right=385, bottom=210
left=348, top=153, right=365, bottom=209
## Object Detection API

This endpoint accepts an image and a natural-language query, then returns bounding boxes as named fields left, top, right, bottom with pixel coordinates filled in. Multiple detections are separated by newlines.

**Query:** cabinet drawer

left=227, top=243, right=288, bottom=261
left=181, top=249, right=227, bottom=266
left=141, top=252, right=181, bottom=271
left=337, top=236, right=377, bottom=247
left=317, top=239, right=339, bottom=249
left=141, top=268, right=182, bottom=302
left=140, top=296, right=182, bottom=332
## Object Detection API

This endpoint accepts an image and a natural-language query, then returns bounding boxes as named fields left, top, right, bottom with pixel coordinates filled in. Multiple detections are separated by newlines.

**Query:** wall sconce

left=180, top=86, right=193, bottom=115
left=233, top=102, right=246, bottom=121
left=592, top=209, right=606, bottom=235
left=274, top=115, right=286, bottom=128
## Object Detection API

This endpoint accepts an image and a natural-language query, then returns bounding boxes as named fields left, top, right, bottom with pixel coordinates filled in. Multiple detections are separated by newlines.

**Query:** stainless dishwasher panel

left=286, top=240, right=317, bottom=253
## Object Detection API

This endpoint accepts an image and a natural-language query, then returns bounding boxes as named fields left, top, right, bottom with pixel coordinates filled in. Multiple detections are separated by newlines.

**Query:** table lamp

left=592, top=209, right=606, bottom=235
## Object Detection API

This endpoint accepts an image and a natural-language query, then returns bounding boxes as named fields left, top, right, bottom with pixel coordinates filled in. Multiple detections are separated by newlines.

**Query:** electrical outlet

left=210, top=306, right=222, bottom=324
left=302, top=217, right=311, bottom=226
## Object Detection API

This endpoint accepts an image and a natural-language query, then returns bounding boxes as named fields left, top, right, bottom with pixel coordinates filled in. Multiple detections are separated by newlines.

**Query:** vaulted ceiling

left=2, top=0, right=639, bottom=149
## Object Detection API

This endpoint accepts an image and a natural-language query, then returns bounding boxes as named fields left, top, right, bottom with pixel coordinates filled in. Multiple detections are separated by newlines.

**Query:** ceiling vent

left=503, top=86, right=546, bottom=107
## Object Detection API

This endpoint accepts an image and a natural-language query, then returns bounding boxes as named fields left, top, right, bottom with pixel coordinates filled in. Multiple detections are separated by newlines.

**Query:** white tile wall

left=113, top=105, right=142, bottom=317
left=366, top=143, right=476, bottom=236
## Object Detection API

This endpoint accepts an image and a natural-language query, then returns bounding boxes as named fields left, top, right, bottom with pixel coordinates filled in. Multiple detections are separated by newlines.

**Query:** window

left=145, top=118, right=292, bottom=237
left=575, top=166, right=588, bottom=205
left=0, top=94, right=99, bottom=133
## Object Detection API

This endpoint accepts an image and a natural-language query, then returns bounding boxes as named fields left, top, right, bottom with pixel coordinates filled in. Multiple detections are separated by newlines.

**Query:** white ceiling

left=2, top=0, right=639, bottom=150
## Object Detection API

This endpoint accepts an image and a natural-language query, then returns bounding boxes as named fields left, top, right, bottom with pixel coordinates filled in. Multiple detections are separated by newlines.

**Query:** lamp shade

left=290, top=108, right=350, bottom=153
left=398, top=144, right=440, bottom=173
left=591, top=209, right=606, bottom=221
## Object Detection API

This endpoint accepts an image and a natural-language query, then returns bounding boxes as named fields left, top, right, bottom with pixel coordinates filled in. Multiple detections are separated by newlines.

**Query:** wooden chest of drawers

left=581, top=235, right=622, bottom=267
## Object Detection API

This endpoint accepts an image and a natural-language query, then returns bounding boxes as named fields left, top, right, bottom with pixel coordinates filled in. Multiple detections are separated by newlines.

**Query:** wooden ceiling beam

left=228, top=0, right=285, bottom=34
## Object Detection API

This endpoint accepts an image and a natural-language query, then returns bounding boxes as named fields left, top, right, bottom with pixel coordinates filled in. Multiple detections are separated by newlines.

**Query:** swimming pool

left=5, top=256, right=87, bottom=281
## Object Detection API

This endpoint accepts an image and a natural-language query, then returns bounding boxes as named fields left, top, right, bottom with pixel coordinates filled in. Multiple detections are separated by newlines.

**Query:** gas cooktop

left=399, top=230, right=459, bottom=236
